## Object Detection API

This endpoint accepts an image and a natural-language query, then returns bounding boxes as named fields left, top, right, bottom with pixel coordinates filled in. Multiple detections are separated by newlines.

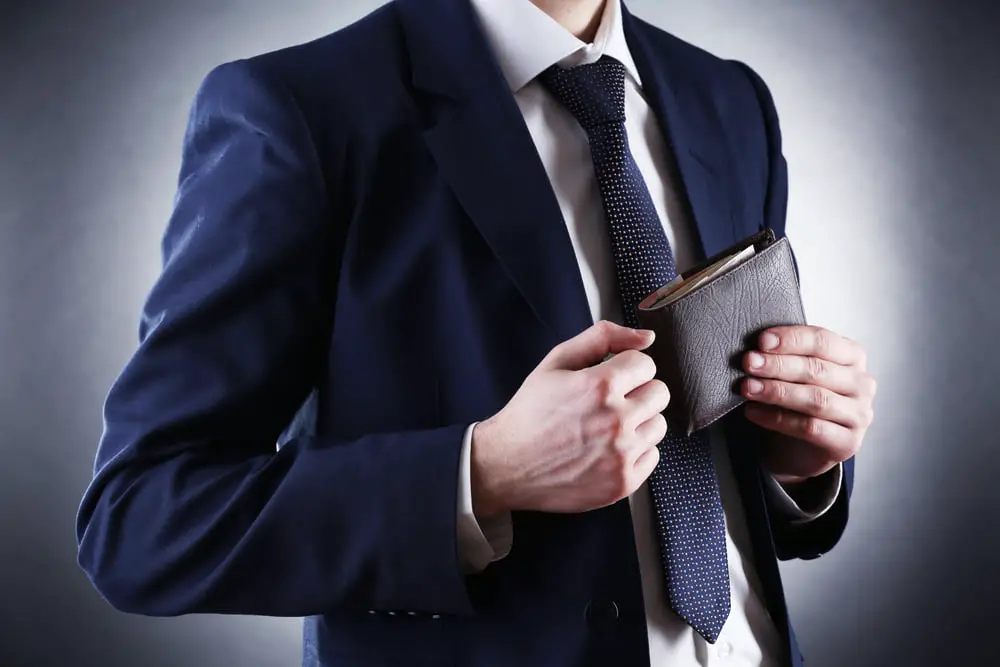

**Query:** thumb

left=543, top=320, right=655, bottom=371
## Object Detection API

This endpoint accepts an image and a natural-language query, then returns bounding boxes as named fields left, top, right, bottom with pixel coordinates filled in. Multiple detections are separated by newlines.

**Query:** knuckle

left=607, top=408, right=630, bottom=441
left=652, top=379, right=671, bottom=407
left=790, top=327, right=806, bottom=350
left=646, top=445, right=662, bottom=474
left=771, top=381, right=787, bottom=401
left=594, top=374, right=617, bottom=406
left=811, top=386, right=830, bottom=411
left=861, top=406, right=875, bottom=427
left=595, top=319, right=616, bottom=337
left=609, top=412, right=629, bottom=441
left=542, top=344, right=562, bottom=364
left=802, top=416, right=825, bottom=439
left=807, top=356, right=826, bottom=382
left=653, top=414, right=668, bottom=441
left=770, top=353, right=784, bottom=376
left=618, top=348, right=642, bottom=364
left=611, top=435, right=632, bottom=462
left=638, top=414, right=667, bottom=446
left=641, top=352, right=657, bottom=378
left=865, top=375, right=878, bottom=397
left=624, top=349, right=655, bottom=376
left=813, top=328, right=831, bottom=354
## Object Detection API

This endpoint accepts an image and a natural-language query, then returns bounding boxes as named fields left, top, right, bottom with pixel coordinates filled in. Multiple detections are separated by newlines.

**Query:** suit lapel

left=622, top=6, right=738, bottom=261
left=397, top=0, right=594, bottom=344
left=396, top=0, right=741, bottom=342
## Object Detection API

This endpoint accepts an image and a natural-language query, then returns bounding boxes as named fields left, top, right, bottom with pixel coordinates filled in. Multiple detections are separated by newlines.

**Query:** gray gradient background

left=1, top=1, right=997, bottom=665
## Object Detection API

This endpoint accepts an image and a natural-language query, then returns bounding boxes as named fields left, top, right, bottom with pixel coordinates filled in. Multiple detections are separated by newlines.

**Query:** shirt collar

left=468, top=0, right=642, bottom=93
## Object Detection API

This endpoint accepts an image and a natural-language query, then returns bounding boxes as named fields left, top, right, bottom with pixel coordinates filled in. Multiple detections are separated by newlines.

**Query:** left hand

left=741, top=325, right=876, bottom=484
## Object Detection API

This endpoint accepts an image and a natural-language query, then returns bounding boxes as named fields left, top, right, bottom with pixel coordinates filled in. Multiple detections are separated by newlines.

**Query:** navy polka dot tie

left=540, top=56, right=731, bottom=643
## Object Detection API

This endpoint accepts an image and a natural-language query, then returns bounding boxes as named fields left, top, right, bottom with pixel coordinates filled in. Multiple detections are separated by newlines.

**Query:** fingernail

left=748, top=352, right=765, bottom=369
left=639, top=329, right=655, bottom=339
left=746, top=379, right=764, bottom=395
left=760, top=333, right=779, bottom=350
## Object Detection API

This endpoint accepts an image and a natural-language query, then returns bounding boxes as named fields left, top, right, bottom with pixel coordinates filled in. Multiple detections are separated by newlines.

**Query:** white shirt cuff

left=456, top=422, right=513, bottom=573
left=763, top=462, right=843, bottom=525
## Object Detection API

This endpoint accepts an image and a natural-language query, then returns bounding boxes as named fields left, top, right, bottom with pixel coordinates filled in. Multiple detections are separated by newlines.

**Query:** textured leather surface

left=637, top=237, right=805, bottom=435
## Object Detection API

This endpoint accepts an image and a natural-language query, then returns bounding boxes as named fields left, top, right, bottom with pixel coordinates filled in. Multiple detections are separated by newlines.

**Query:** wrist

left=470, top=417, right=511, bottom=518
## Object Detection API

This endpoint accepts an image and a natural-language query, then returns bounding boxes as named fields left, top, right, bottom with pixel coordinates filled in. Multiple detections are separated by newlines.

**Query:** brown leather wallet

left=636, top=228, right=806, bottom=436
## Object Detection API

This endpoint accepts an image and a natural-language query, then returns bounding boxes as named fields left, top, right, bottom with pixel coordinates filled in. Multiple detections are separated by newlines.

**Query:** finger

left=594, top=349, right=657, bottom=397
left=545, top=320, right=654, bottom=371
left=758, top=326, right=866, bottom=368
left=632, top=441, right=661, bottom=483
left=742, top=378, right=872, bottom=429
left=623, top=380, right=670, bottom=428
left=744, top=352, right=868, bottom=397
left=633, top=411, right=668, bottom=447
left=745, top=404, right=856, bottom=459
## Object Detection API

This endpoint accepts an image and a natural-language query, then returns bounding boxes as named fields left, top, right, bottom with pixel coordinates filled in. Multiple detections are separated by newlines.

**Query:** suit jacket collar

left=467, top=0, right=642, bottom=92
left=621, top=8, right=738, bottom=260
left=395, top=0, right=736, bottom=342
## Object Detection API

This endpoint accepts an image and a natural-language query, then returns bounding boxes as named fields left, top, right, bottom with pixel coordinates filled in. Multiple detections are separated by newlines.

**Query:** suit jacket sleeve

left=75, top=60, right=475, bottom=617
left=732, top=60, right=856, bottom=561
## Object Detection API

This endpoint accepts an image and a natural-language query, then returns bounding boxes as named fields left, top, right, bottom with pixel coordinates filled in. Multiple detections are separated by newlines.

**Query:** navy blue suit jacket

left=77, top=1, right=853, bottom=665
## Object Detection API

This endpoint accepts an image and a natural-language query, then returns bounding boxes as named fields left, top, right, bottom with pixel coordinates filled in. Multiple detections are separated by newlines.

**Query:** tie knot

left=539, top=56, right=627, bottom=131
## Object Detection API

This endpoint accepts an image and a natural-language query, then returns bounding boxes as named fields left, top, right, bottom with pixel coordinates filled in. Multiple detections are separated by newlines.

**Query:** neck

left=529, top=0, right=606, bottom=42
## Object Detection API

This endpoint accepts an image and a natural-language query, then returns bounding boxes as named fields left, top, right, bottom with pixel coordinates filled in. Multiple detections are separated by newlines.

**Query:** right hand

left=471, top=320, right=669, bottom=517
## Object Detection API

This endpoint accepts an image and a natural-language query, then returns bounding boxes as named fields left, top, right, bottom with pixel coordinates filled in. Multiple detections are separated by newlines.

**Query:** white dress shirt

left=454, top=1, right=842, bottom=665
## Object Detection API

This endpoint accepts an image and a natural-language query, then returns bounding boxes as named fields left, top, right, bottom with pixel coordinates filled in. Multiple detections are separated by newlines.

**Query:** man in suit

left=77, top=0, right=875, bottom=665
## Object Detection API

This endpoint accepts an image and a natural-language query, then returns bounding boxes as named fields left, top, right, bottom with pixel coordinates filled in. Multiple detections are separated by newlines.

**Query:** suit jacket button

left=585, top=599, right=619, bottom=629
